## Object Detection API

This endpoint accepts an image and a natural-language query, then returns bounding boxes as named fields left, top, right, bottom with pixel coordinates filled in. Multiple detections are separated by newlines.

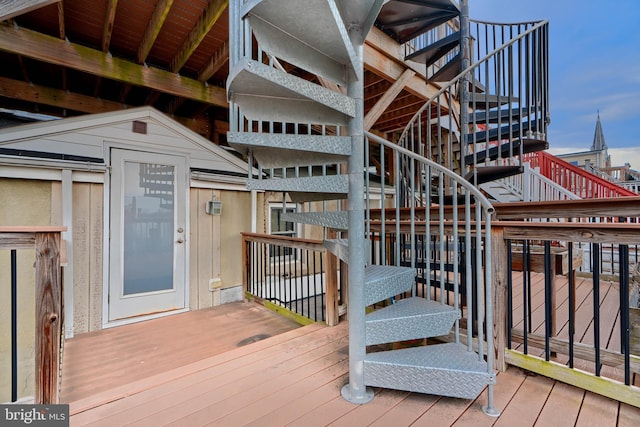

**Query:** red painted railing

left=524, top=151, right=637, bottom=198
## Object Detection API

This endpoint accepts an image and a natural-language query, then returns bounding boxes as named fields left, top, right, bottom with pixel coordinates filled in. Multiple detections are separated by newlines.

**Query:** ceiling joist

left=0, top=23, right=228, bottom=107
left=0, top=0, right=60, bottom=22
left=137, top=0, right=174, bottom=64
left=169, top=0, right=228, bottom=73
left=101, top=0, right=118, bottom=52
left=198, top=40, right=228, bottom=82
left=364, top=68, right=415, bottom=131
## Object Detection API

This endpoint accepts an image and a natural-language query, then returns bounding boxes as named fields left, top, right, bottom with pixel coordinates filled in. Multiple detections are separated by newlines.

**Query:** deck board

left=64, top=291, right=640, bottom=426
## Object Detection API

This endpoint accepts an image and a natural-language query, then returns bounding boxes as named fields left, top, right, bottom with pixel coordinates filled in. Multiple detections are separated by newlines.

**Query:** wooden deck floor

left=63, top=294, right=640, bottom=426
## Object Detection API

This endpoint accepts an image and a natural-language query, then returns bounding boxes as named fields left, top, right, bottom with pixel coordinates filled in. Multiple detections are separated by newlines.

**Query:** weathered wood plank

left=0, top=0, right=59, bottom=21
left=35, top=232, right=62, bottom=404
left=88, top=183, right=103, bottom=332
left=0, top=24, right=227, bottom=107
left=325, top=249, right=339, bottom=326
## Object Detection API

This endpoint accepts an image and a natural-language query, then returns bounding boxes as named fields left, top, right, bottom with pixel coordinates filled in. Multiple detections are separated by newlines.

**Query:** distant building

left=556, top=112, right=611, bottom=170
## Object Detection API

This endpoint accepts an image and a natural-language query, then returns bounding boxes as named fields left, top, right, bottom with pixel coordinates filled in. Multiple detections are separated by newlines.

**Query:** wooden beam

left=101, top=0, right=118, bottom=52
left=0, top=76, right=210, bottom=135
left=169, top=0, right=228, bottom=73
left=137, top=0, right=174, bottom=64
left=56, top=1, right=65, bottom=39
left=364, top=69, right=414, bottom=131
left=0, top=0, right=60, bottom=21
left=0, top=24, right=228, bottom=107
left=198, top=41, right=228, bottom=82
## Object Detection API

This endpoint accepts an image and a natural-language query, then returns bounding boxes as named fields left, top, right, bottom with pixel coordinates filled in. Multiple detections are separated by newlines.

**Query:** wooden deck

left=63, top=293, right=640, bottom=426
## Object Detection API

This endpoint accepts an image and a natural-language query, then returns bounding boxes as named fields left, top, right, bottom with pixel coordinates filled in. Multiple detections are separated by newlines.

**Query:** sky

left=471, top=0, right=640, bottom=169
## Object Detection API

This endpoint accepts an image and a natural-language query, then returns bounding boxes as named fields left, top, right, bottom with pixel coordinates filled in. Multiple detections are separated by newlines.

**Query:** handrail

left=399, top=19, right=549, bottom=144
left=525, top=151, right=637, bottom=198
left=0, top=226, right=66, bottom=404
left=366, top=131, right=494, bottom=212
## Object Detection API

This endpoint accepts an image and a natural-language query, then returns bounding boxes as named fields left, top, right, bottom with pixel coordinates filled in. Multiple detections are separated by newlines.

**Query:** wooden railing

left=525, top=151, right=637, bottom=198
left=1, top=226, right=65, bottom=404
left=490, top=199, right=640, bottom=407
left=241, top=233, right=341, bottom=326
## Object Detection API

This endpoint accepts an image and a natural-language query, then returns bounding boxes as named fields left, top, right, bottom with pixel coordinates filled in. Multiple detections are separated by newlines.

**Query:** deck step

left=465, top=165, right=524, bottom=185
left=464, top=138, right=548, bottom=164
left=465, top=120, right=541, bottom=145
left=366, top=297, right=460, bottom=346
left=282, top=211, right=348, bottom=230
left=363, top=342, right=494, bottom=399
left=376, top=0, right=460, bottom=43
left=364, top=265, right=416, bottom=307
left=227, top=58, right=355, bottom=125
left=227, top=132, right=351, bottom=168
left=247, top=174, right=347, bottom=197
left=405, top=31, right=459, bottom=67
left=245, top=0, right=358, bottom=86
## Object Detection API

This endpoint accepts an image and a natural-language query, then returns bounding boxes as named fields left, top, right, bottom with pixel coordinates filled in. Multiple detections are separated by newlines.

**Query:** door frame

left=103, top=143, right=191, bottom=328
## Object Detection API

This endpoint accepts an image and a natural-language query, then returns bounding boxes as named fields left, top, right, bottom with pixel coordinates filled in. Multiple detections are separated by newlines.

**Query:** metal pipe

left=11, top=250, right=17, bottom=402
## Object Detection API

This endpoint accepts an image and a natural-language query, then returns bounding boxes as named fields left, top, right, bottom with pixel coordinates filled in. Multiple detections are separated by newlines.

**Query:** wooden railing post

left=35, top=231, right=61, bottom=404
left=491, top=225, right=508, bottom=372
left=325, top=249, right=339, bottom=326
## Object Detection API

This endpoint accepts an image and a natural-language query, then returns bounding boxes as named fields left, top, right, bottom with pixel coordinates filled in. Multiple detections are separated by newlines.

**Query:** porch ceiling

left=0, top=1, right=435, bottom=143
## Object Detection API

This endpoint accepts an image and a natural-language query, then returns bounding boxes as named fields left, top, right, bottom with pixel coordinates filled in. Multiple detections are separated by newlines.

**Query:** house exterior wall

left=0, top=178, right=51, bottom=402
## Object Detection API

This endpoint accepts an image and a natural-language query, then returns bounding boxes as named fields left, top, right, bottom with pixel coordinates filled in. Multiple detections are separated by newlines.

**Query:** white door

left=108, top=148, right=187, bottom=321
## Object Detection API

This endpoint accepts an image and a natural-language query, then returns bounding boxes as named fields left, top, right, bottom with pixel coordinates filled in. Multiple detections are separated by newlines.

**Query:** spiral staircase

left=227, top=0, right=549, bottom=416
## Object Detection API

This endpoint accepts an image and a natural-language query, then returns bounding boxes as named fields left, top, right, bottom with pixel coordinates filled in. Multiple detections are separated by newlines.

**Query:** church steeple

left=590, top=110, right=608, bottom=152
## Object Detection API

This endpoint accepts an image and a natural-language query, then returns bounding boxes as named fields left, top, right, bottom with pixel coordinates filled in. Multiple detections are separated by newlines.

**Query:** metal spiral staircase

left=224, top=0, right=531, bottom=416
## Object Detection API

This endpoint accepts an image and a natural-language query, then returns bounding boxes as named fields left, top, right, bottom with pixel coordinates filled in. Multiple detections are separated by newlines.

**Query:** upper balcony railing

left=525, top=151, right=637, bottom=198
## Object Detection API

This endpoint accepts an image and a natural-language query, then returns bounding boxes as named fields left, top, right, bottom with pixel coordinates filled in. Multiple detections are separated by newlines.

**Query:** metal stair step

left=468, top=94, right=519, bottom=109
left=405, top=31, right=459, bottom=67
left=430, top=52, right=461, bottom=82
left=464, top=120, right=541, bottom=145
left=282, top=211, right=348, bottom=230
left=324, top=238, right=371, bottom=263
left=364, top=265, right=416, bottom=307
left=365, top=297, right=460, bottom=346
left=245, top=0, right=358, bottom=86
left=465, top=165, right=524, bottom=185
left=227, top=58, right=355, bottom=125
left=376, top=0, right=460, bottom=43
left=227, top=132, right=351, bottom=168
left=247, top=174, right=348, bottom=196
left=469, top=106, right=540, bottom=124
left=464, top=138, right=548, bottom=164
left=363, top=342, right=494, bottom=399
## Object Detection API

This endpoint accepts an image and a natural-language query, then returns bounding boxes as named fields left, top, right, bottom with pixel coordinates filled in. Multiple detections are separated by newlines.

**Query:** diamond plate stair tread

left=227, top=58, right=355, bottom=125
left=464, top=119, right=541, bottom=145
left=376, top=0, right=460, bottom=43
left=324, top=238, right=348, bottom=262
left=246, top=0, right=357, bottom=86
left=227, top=132, right=351, bottom=168
left=363, top=342, right=493, bottom=399
left=282, top=211, right=348, bottom=230
left=405, top=31, right=459, bottom=66
left=365, top=297, right=460, bottom=345
left=469, top=106, right=540, bottom=124
left=247, top=174, right=348, bottom=194
left=468, top=94, right=520, bottom=109
left=288, top=191, right=348, bottom=203
left=465, top=165, right=524, bottom=185
left=364, top=265, right=416, bottom=307
left=464, top=138, right=548, bottom=164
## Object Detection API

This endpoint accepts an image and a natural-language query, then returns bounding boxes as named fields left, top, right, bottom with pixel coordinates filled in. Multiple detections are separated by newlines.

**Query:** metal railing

left=241, top=232, right=340, bottom=325
left=1, top=227, right=65, bottom=404
left=364, top=131, right=497, bottom=392
left=399, top=19, right=549, bottom=184
left=487, top=197, right=640, bottom=406
left=525, top=151, right=637, bottom=198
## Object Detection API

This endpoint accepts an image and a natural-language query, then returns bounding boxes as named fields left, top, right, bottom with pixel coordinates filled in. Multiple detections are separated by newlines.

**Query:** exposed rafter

left=0, top=24, right=227, bottom=107
left=56, top=1, right=65, bottom=39
left=0, top=0, right=60, bottom=21
left=101, top=0, right=118, bottom=52
left=198, top=41, right=228, bottom=82
left=364, top=69, right=415, bottom=130
left=137, top=0, right=174, bottom=64
left=169, top=0, right=228, bottom=73
left=0, top=76, right=209, bottom=134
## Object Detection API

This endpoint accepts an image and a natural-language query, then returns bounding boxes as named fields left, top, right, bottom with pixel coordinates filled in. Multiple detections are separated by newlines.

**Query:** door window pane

left=123, top=162, right=175, bottom=295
